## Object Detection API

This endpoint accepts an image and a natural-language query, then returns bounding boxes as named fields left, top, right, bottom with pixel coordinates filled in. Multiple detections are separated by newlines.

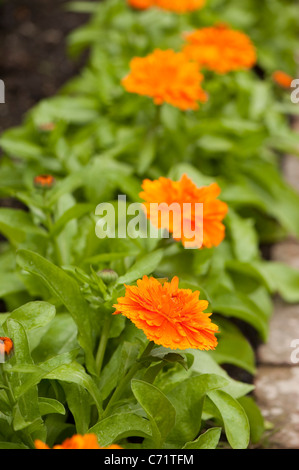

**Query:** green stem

left=103, top=341, right=155, bottom=418
left=95, top=314, right=112, bottom=376
left=0, top=366, right=15, bottom=407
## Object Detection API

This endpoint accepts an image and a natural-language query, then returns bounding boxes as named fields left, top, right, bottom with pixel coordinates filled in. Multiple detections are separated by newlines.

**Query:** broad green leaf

left=166, top=374, right=228, bottom=446
left=131, top=379, right=176, bottom=447
left=0, top=208, right=46, bottom=244
left=207, top=390, right=250, bottom=449
left=89, top=413, right=152, bottom=447
left=17, top=250, right=96, bottom=374
left=238, top=396, right=265, bottom=445
left=44, top=362, right=103, bottom=415
left=183, top=428, right=222, bottom=449
left=38, top=398, right=66, bottom=417
left=63, top=383, right=91, bottom=434
left=117, top=250, right=164, bottom=285
left=8, top=301, right=56, bottom=331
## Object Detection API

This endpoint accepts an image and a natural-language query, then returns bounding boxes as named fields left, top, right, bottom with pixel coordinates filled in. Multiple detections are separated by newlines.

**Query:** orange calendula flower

left=0, top=337, right=14, bottom=358
left=128, top=0, right=153, bottom=9
left=140, top=174, right=228, bottom=249
left=122, top=49, right=207, bottom=111
left=114, top=276, right=218, bottom=350
left=128, top=0, right=205, bottom=12
left=272, top=71, right=294, bottom=89
left=183, top=24, right=256, bottom=74
left=34, top=434, right=122, bottom=450
left=155, top=0, right=206, bottom=12
left=34, top=174, right=56, bottom=189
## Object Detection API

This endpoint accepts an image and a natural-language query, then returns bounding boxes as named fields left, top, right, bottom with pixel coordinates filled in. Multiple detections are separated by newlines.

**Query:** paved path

left=254, top=120, right=299, bottom=448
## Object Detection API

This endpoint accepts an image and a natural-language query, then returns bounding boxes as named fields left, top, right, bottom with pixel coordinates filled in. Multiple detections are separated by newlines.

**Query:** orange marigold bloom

left=35, top=434, right=122, bottom=450
left=128, top=0, right=153, bottom=9
left=0, top=337, right=14, bottom=358
left=128, top=0, right=205, bottom=12
left=155, top=0, right=206, bottom=12
left=272, top=71, right=294, bottom=89
left=183, top=24, right=256, bottom=74
left=114, top=276, right=218, bottom=350
left=122, top=49, right=207, bottom=110
left=139, top=174, right=228, bottom=249
left=34, top=174, right=56, bottom=189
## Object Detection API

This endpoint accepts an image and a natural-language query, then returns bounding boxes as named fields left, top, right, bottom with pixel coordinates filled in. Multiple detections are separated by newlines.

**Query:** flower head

left=122, top=49, right=207, bottom=110
left=272, top=71, right=294, bottom=89
left=34, top=434, right=122, bottom=450
left=139, top=174, right=228, bottom=249
left=128, top=0, right=205, bottom=12
left=34, top=174, right=56, bottom=189
left=114, top=276, right=218, bottom=350
left=128, top=0, right=153, bottom=9
left=183, top=24, right=256, bottom=74
left=0, top=337, right=14, bottom=358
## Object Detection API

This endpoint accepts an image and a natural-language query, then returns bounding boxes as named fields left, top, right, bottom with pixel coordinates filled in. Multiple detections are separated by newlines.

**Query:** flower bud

left=97, top=269, right=118, bottom=285
left=34, top=174, right=56, bottom=189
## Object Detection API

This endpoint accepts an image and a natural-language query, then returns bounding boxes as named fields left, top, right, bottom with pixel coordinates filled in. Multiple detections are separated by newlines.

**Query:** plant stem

left=0, top=365, right=15, bottom=407
left=102, top=341, right=155, bottom=419
left=95, top=314, right=112, bottom=377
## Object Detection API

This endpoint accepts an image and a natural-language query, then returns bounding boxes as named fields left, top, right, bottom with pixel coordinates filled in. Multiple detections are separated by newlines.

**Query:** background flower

left=122, top=49, right=207, bottom=110
left=140, top=174, right=228, bottom=248
left=183, top=24, right=257, bottom=73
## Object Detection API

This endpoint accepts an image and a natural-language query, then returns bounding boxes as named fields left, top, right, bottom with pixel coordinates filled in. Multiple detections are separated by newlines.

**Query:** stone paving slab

left=257, top=299, right=299, bottom=365
left=255, top=367, right=299, bottom=449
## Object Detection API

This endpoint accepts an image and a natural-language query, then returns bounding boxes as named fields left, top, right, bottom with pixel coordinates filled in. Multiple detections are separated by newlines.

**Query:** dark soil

left=0, top=0, right=93, bottom=133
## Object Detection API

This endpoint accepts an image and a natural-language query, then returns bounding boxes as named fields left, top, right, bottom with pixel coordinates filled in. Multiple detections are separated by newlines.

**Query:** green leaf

left=44, top=362, right=103, bottom=415
left=183, top=428, right=222, bottom=449
left=117, top=250, right=164, bottom=285
left=0, top=208, right=46, bottom=244
left=89, top=413, right=152, bottom=447
left=238, top=396, right=265, bottom=445
left=227, top=210, right=259, bottom=262
left=17, top=250, right=96, bottom=374
left=212, top=292, right=269, bottom=341
left=38, top=398, right=66, bottom=417
left=131, top=379, right=176, bottom=448
left=166, top=374, right=228, bottom=446
left=50, top=203, right=94, bottom=237
left=253, top=261, right=299, bottom=303
left=63, top=383, right=91, bottom=434
left=8, top=301, right=56, bottom=331
left=207, top=390, right=250, bottom=449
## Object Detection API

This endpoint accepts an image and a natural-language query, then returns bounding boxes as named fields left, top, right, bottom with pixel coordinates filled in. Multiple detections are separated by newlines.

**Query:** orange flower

left=128, top=0, right=205, bottom=12
left=155, top=0, right=206, bottom=12
left=272, top=71, right=294, bottom=89
left=183, top=24, right=256, bottom=74
left=0, top=337, right=14, bottom=358
left=122, top=49, right=207, bottom=110
left=139, top=174, right=228, bottom=249
left=34, top=174, right=56, bottom=189
left=128, top=0, right=153, bottom=9
left=34, top=434, right=122, bottom=450
left=114, top=276, right=218, bottom=350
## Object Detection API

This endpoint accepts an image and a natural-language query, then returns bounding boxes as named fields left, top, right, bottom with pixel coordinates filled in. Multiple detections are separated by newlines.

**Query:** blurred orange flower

left=128, top=0, right=205, bottom=12
left=272, top=71, right=294, bottom=88
left=140, top=174, right=228, bottom=249
left=122, top=49, right=207, bottom=110
left=114, top=276, right=218, bottom=350
left=128, top=0, right=153, bottom=9
left=0, top=337, right=14, bottom=357
left=35, top=434, right=122, bottom=450
left=34, top=174, right=56, bottom=189
left=183, top=24, right=256, bottom=73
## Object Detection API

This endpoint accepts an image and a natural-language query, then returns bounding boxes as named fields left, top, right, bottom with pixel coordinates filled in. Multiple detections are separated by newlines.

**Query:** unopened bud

left=97, top=269, right=118, bottom=285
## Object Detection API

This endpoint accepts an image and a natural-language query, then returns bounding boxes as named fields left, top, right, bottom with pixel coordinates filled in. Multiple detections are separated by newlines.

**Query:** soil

left=0, top=0, right=93, bottom=133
